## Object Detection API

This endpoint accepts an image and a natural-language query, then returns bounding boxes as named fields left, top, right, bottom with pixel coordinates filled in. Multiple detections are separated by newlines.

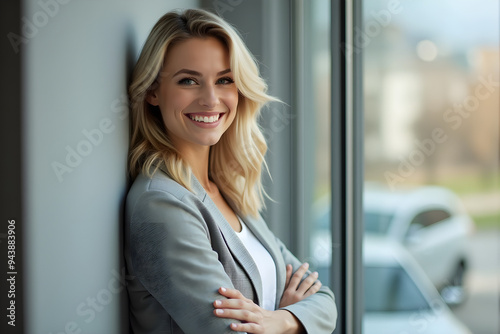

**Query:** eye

left=177, top=77, right=197, bottom=86
left=216, top=77, right=234, bottom=85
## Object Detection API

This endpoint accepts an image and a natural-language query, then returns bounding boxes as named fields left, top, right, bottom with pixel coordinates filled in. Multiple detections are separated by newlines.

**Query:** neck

left=179, top=145, right=215, bottom=192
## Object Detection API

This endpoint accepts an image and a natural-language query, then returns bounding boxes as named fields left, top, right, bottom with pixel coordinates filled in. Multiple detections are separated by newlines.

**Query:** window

left=202, top=1, right=498, bottom=333
left=365, top=266, right=429, bottom=312
left=363, top=1, right=499, bottom=333
left=301, top=0, right=332, bottom=286
left=364, top=211, right=394, bottom=234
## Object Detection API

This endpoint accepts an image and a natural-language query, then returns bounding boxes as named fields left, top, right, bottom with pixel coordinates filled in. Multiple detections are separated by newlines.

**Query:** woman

left=125, top=8, right=337, bottom=334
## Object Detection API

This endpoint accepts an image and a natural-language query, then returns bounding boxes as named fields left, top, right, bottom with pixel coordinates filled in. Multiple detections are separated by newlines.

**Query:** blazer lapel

left=239, top=215, right=286, bottom=309
left=189, top=176, right=264, bottom=306
left=221, top=193, right=287, bottom=309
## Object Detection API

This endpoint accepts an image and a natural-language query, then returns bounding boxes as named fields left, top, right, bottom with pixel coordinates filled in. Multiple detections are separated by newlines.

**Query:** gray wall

left=23, top=1, right=197, bottom=333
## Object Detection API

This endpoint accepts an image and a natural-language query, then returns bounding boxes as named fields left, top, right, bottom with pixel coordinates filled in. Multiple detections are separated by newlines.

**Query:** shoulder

left=126, top=169, right=205, bottom=224
left=128, top=168, right=190, bottom=200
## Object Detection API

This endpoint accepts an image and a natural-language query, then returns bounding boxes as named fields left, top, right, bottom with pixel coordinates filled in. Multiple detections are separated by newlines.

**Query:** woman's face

left=147, top=37, right=238, bottom=152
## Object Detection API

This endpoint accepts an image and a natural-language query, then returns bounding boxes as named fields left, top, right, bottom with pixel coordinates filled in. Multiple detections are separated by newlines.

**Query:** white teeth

left=189, top=114, right=220, bottom=123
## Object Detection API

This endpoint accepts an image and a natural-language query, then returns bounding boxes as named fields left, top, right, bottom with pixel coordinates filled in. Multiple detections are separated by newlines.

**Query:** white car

left=364, top=185, right=474, bottom=303
left=310, top=185, right=474, bottom=304
left=363, top=236, right=472, bottom=334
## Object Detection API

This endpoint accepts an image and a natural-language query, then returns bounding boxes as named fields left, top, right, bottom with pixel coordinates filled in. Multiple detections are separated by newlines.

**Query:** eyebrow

left=172, top=68, right=232, bottom=77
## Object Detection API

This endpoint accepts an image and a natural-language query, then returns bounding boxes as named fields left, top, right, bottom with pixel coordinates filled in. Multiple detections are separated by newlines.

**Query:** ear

left=146, top=88, right=160, bottom=106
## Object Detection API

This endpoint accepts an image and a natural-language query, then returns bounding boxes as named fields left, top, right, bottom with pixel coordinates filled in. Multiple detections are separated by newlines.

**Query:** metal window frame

left=330, top=1, right=364, bottom=334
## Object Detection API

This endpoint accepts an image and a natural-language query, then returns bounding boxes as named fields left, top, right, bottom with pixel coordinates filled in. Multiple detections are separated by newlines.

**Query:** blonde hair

left=128, top=9, right=277, bottom=216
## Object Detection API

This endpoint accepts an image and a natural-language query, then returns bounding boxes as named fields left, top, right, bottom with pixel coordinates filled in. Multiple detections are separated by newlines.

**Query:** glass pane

left=302, top=0, right=332, bottom=286
left=363, top=1, right=499, bottom=334
left=364, top=211, right=394, bottom=234
left=364, top=266, right=429, bottom=312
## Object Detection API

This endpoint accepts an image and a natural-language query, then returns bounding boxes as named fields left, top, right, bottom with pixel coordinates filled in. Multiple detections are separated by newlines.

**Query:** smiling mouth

left=187, top=113, right=224, bottom=124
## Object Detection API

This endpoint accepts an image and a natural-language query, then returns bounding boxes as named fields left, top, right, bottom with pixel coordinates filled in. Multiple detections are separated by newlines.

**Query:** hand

left=278, top=262, right=322, bottom=308
left=214, top=287, right=303, bottom=334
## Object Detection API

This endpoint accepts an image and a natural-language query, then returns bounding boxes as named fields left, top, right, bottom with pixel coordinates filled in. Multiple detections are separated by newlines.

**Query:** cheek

left=224, top=89, right=239, bottom=111
left=163, top=88, right=193, bottom=114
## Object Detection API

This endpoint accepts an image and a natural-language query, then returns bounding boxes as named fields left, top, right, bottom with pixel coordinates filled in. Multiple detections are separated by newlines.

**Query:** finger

left=303, top=280, right=322, bottom=298
left=230, top=322, right=263, bottom=333
left=288, top=263, right=309, bottom=290
left=284, top=264, right=293, bottom=287
left=214, top=298, right=253, bottom=311
left=213, top=308, right=261, bottom=324
left=218, top=287, right=248, bottom=301
left=296, top=271, right=319, bottom=295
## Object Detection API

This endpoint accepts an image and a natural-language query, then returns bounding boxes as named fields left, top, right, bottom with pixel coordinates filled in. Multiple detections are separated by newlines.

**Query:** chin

left=198, top=135, right=224, bottom=147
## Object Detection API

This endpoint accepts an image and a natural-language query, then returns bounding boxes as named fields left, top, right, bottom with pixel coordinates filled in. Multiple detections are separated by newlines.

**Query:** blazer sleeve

left=275, top=237, right=338, bottom=333
left=128, top=190, right=245, bottom=334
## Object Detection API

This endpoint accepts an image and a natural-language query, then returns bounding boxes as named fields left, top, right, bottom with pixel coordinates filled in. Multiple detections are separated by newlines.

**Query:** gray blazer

left=124, top=167, right=337, bottom=333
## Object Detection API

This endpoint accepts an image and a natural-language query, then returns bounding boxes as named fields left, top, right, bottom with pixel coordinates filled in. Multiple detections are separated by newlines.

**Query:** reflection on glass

left=363, top=237, right=472, bottom=334
left=364, top=211, right=394, bottom=235
left=365, top=266, right=429, bottom=312
left=363, top=0, right=499, bottom=333
left=303, top=0, right=331, bottom=285
left=364, top=185, right=474, bottom=296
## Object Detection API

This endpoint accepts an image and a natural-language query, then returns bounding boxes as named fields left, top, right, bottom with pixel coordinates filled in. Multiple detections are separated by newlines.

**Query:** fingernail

left=220, top=287, right=226, bottom=292
left=313, top=271, right=318, bottom=276
left=216, top=309, right=224, bottom=315
left=303, top=262, right=309, bottom=268
left=231, top=323, right=238, bottom=329
left=215, top=300, right=221, bottom=306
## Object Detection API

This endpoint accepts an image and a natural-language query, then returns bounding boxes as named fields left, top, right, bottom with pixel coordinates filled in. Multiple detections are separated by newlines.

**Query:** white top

left=236, top=218, right=277, bottom=311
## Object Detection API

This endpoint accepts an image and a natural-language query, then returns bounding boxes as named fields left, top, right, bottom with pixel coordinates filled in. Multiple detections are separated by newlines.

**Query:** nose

left=198, top=84, right=219, bottom=108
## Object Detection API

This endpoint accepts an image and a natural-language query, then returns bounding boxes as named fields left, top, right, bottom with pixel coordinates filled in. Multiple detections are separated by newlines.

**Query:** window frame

left=330, top=1, right=364, bottom=333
